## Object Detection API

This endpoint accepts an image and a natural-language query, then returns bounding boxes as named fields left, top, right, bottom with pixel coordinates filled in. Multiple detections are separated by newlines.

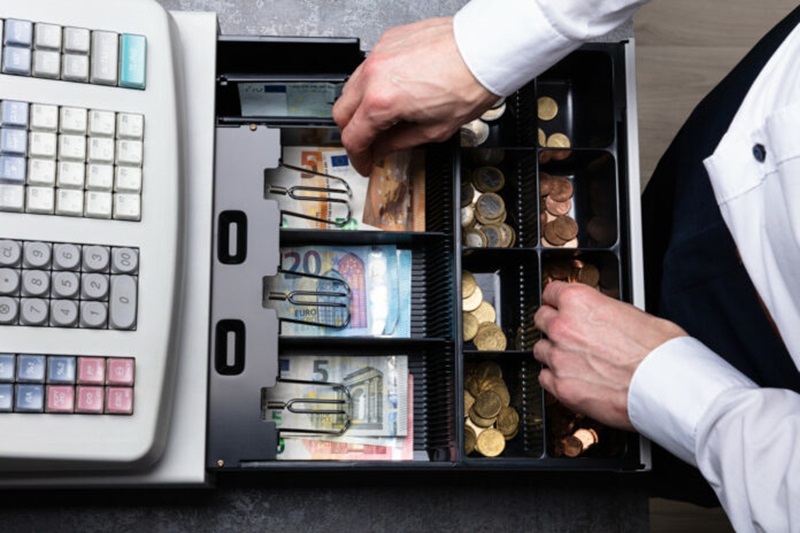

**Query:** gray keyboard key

left=53, top=243, right=81, bottom=271
left=15, top=384, right=43, bottom=412
left=51, top=271, right=80, bottom=299
left=0, top=354, right=14, bottom=381
left=23, top=241, right=51, bottom=269
left=50, top=299, right=79, bottom=328
left=111, top=247, right=139, bottom=274
left=90, top=31, right=118, bottom=86
left=109, top=274, right=137, bottom=330
left=82, top=245, right=110, bottom=272
left=0, top=384, right=12, bottom=412
left=0, top=268, right=20, bottom=295
left=0, top=240, right=21, bottom=267
left=21, top=269, right=49, bottom=297
left=16, top=354, right=46, bottom=383
left=80, top=300, right=107, bottom=328
left=81, top=273, right=109, bottom=300
left=19, top=297, right=48, bottom=326
left=0, top=296, right=18, bottom=324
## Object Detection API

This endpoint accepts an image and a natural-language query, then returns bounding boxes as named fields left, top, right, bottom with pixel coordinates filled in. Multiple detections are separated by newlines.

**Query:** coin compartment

left=534, top=49, right=617, bottom=150
left=538, top=151, right=620, bottom=249
left=541, top=250, right=622, bottom=300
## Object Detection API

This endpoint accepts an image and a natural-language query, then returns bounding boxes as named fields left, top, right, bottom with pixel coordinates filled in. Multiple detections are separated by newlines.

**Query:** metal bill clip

left=265, top=162, right=353, bottom=227
left=266, top=378, right=353, bottom=436
left=267, top=268, right=352, bottom=330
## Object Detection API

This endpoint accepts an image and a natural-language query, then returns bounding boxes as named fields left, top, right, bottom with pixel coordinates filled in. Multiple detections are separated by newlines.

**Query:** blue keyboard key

left=0, top=128, right=27, bottom=155
left=4, top=20, right=33, bottom=47
left=14, top=384, right=43, bottom=412
left=0, top=156, right=26, bottom=184
left=0, top=101, right=29, bottom=129
left=17, top=354, right=46, bottom=383
left=0, top=384, right=12, bottom=412
left=119, top=34, right=147, bottom=90
left=0, top=354, right=14, bottom=382
left=47, top=356, right=77, bottom=384
left=2, top=46, right=32, bottom=75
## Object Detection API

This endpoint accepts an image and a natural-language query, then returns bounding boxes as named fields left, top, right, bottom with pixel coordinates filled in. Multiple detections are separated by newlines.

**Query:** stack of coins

left=461, top=167, right=516, bottom=248
left=539, top=173, right=578, bottom=248
left=546, top=396, right=603, bottom=458
left=462, top=270, right=507, bottom=351
left=464, top=361, right=520, bottom=457
left=460, top=97, right=506, bottom=148
left=536, top=95, right=572, bottom=162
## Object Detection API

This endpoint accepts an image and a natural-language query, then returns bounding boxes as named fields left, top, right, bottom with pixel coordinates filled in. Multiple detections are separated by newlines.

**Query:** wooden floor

left=634, top=1, right=796, bottom=530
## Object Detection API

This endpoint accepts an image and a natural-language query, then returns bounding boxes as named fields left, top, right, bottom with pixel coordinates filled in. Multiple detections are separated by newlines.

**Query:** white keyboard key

left=2, top=47, right=32, bottom=76
left=28, top=131, right=57, bottom=159
left=30, top=104, right=58, bottom=132
left=114, top=166, right=142, bottom=193
left=116, top=140, right=143, bottom=167
left=0, top=156, right=26, bottom=184
left=86, top=164, right=114, bottom=191
left=57, top=161, right=85, bottom=189
left=5, top=20, right=33, bottom=47
left=28, top=158, right=56, bottom=186
left=34, top=23, right=62, bottom=51
left=60, top=107, right=88, bottom=134
left=63, top=27, right=90, bottom=54
left=113, top=193, right=140, bottom=221
left=85, top=191, right=112, bottom=219
left=62, top=54, right=89, bottom=83
left=90, top=31, right=118, bottom=86
left=88, top=110, right=115, bottom=137
left=25, top=186, right=54, bottom=214
left=0, top=185, right=24, bottom=212
left=88, top=137, right=114, bottom=164
left=50, top=300, right=79, bottom=328
left=32, top=49, right=60, bottom=79
left=0, top=296, right=19, bottom=324
left=58, top=135, right=87, bottom=161
left=116, top=113, right=144, bottom=140
left=1, top=128, right=28, bottom=155
left=56, top=188, right=84, bottom=217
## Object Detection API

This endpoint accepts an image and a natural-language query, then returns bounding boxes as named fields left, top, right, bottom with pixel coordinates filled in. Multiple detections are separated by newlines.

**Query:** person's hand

left=533, top=281, right=687, bottom=430
left=333, top=17, right=499, bottom=176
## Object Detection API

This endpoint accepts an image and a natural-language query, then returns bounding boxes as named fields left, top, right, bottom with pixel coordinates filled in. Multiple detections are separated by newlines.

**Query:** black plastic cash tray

left=207, top=36, right=645, bottom=472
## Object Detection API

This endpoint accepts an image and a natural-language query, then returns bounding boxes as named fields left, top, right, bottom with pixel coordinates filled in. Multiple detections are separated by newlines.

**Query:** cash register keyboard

left=0, top=0, right=184, bottom=468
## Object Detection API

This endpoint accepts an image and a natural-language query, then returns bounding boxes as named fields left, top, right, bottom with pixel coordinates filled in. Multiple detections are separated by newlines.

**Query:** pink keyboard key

left=106, top=358, right=135, bottom=386
left=77, top=357, right=106, bottom=385
left=75, top=385, right=104, bottom=413
left=45, top=385, right=75, bottom=413
left=105, top=387, right=133, bottom=415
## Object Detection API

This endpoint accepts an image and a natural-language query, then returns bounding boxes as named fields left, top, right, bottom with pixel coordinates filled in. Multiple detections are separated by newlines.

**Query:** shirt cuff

left=453, top=0, right=579, bottom=96
left=628, top=336, right=758, bottom=466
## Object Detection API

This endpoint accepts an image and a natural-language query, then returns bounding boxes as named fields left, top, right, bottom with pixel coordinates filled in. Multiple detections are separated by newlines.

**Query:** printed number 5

left=313, top=359, right=329, bottom=382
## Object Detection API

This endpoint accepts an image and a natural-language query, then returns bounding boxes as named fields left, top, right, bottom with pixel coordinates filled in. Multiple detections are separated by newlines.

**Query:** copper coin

left=543, top=222, right=567, bottom=246
left=549, top=177, right=574, bottom=202
left=545, top=260, right=572, bottom=281
left=577, top=263, right=601, bottom=287
left=545, top=196, right=571, bottom=217
left=539, top=172, right=554, bottom=197
left=553, top=215, right=578, bottom=241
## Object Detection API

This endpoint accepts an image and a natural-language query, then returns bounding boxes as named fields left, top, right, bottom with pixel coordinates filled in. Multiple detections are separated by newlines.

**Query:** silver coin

left=460, top=119, right=489, bottom=147
left=481, top=103, right=506, bottom=122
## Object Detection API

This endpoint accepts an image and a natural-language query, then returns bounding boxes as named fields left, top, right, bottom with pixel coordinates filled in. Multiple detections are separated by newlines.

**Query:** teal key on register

left=119, top=34, right=146, bottom=89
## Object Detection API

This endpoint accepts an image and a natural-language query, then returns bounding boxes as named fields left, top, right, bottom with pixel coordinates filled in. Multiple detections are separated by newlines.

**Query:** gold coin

left=463, top=312, right=479, bottom=342
left=460, top=119, right=489, bottom=147
left=538, top=128, right=547, bottom=147
left=465, top=416, right=487, bottom=437
left=464, top=389, right=475, bottom=415
left=476, top=428, right=506, bottom=457
left=481, top=102, right=506, bottom=122
left=474, top=322, right=507, bottom=351
left=473, top=390, right=503, bottom=419
left=465, top=424, right=477, bottom=455
left=469, top=405, right=497, bottom=428
left=462, top=284, right=483, bottom=312
left=482, top=378, right=510, bottom=407
left=537, top=96, right=558, bottom=121
left=546, top=132, right=571, bottom=148
left=481, top=224, right=503, bottom=248
left=465, top=374, right=482, bottom=398
left=462, top=270, right=477, bottom=299
left=476, top=360, right=503, bottom=380
left=471, top=300, right=496, bottom=325
left=472, top=166, right=505, bottom=193
left=496, top=406, right=520, bottom=437
left=474, top=193, right=506, bottom=225
left=464, top=227, right=488, bottom=248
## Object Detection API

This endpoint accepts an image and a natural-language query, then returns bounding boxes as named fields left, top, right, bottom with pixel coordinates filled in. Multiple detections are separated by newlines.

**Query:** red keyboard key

left=105, top=387, right=133, bottom=415
left=77, top=357, right=105, bottom=385
left=106, top=358, right=135, bottom=386
left=45, top=385, right=75, bottom=413
left=75, top=385, right=104, bottom=413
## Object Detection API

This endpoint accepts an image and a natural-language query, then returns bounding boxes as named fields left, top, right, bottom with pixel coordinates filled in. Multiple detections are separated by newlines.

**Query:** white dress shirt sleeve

left=453, top=0, right=647, bottom=96
left=630, top=337, right=800, bottom=532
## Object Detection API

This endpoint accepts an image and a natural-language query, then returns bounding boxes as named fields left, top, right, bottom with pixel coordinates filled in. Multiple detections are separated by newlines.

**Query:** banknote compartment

left=538, top=150, right=620, bottom=249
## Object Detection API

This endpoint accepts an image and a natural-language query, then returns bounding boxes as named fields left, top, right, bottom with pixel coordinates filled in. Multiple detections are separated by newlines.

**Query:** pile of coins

left=542, top=258, right=601, bottom=289
left=537, top=95, right=572, bottom=163
left=460, top=97, right=507, bottom=147
left=540, top=173, right=578, bottom=248
left=546, top=398, right=601, bottom=458
left=464, top=361, right=520, bottom=457
left=461, top=167, right=516, bottom=248
left=462, top=270, right=507, bottom=351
